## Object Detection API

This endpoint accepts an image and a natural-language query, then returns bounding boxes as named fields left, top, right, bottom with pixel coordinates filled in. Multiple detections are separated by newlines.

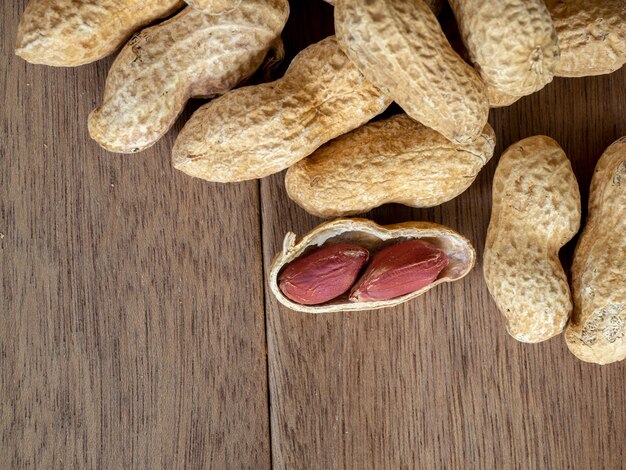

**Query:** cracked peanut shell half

left=269, top=218, right=475, bottom=313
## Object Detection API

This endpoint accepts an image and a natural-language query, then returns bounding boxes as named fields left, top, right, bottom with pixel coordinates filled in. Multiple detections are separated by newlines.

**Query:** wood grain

left=262, top=3, right=626, bottom=469
left=1, top=2, right=270, bottom=469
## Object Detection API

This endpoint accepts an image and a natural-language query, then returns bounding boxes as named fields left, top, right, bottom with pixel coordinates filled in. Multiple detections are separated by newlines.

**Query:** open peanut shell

left=269, top=218, right=476, bottom=313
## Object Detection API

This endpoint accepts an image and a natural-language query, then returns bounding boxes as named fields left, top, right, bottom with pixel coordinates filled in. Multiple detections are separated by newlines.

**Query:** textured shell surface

left=484, top=136, right=581, bottom=343
left=448, top=0, right=559, bottom=96
left=334, top=0, right=488, bottom=144
left=184, top=0, right=241, bottom=15
left=172, top=36, right=392, bottom=182
left=269, top=218, right=476, bottom=313
left=285, top=115, right=496, bottom=218
left=545, top=0, right=626, bottom=77
left=88, top=2, right=289, bottom=153
left=487, top=86, right=522, bottom=108
left=565, top=137, right=626, bottom=364
left=438, top=7, right=523, bottom=109
left=324, top=0, right=445, bottom=15
left=15, top=0, right=184, bottom=66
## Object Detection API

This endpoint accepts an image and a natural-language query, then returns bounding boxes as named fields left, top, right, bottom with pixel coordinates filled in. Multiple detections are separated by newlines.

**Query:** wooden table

left=2, top=1, right=625, bottom=468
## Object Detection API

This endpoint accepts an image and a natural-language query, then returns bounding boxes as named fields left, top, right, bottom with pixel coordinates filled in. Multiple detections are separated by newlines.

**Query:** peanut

left=269, top=218, right=475, bottom=313
left=483, top=136, right=581, bottom=343
left=437, top=10, right=523, bottom=109
left=88, top=2, right=289, bottom=153
left=448, top=0, right=559, bottom=97
left=545, top=0, right=626, bottom=78
left=184, top=0, right=241, bottom=15
left=565, top=137, right=626, bottom=364
left=278, top=244, right=369, bottom=305
left=323, top=0, right=445, bottom=16
left=334, top=0, right=488, bottom=144
left=285, top=115, right=495, bottom=218
left=349, top=240, right=449, bottom=302
left=487, top=87, right=522, bottom=109
left=15, top=0, right=184, bottom=66
left=172, top=36, right=391, bottom=182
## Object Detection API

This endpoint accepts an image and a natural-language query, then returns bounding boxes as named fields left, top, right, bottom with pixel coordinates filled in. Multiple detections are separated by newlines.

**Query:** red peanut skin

left=350, top=239, right=448, bottom=302
left=278, top=244, right=369, bottom=305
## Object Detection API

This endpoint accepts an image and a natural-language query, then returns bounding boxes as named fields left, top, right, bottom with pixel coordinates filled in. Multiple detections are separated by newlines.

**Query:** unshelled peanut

left=565, top=137, right=626, bottom=364
left=545, top=0, right=626, bottom=78
left=89, top=2, right=289, bottom=153
left=285, top=115, right=495, bottom=218
left=484, top=136, right=581, bottom=343
left=323, top=0, right=445, bottom=15
left=350, top=240, right=449, bottom=302
left=448, top=0, right=559, bottom=97
left=437, top=10, right=525, bottom=109
left=334, top=0, right=488, bottom=144
left=278, top=244, right=369, bottom=305
left=487, top=87, right=522, bottom=109
left=269, top=219, right=475, bottom=313
left=16, top=0, right=184, bottom=66
left=184, top=0, right=241, bottom=14
left=172, top=36, right=391, bottom=182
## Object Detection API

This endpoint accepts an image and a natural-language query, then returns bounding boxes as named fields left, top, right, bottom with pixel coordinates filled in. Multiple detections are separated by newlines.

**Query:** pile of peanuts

left=16, top=0, right=625, bottom=364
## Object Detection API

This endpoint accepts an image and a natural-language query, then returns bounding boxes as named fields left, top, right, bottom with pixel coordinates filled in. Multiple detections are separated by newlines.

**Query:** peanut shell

left=172, top=36, right=391, bottom=182
left=184, top=0, right=241, bottom=15
left=448, top=0, right=559, bottom=97
left=436, top=9, right=523, bottom=109
left=334, top=0, right=488, bottom=144
left=487, top=87, right=522, bottom=109
left=545, top=0, right=626, bottom=77
left=484, top=136, right=581, bottom=343
left=88, top=2, right=289, bottom=153
left=269, top=218, right=475, bottom=313
left=16, top=0, right=184, bottom=66
left=565, top=137, right=626, bottom=364
left=285, top=115, right=495, bottom=218
left=324, top=0, right=445, bottom=16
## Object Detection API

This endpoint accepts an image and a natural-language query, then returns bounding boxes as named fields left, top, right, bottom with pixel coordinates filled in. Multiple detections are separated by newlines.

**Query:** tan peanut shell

left=487, top=87, right=522, bottom=109
left=285, top=115, right=496, bottom=218
left=184, top=0, right=241, bottom=15
left=334, top=0, right=488, bottom=144
left=15, top=0, right=184, bottom=66
left=323, top=0, right=445, bottom=16
left=565, top=137, right=626, bottom=364
left=436, top=10, right=523, bottom=109
left=88, top=2, right=289, bottom=153
left=545, top=0, right=626, bottom=78
left=448, top=0, right=559, bottom=97
left=172, top=36, right=391, bottom=182
left=437, top=12, right=523, bottom=109
left=484, top=136, right=581, bottom=343
left=270, top=219, right=476, bottom=313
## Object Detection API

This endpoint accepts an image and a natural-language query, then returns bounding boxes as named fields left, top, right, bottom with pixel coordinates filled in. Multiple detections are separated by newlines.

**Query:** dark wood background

left=2, top=1, right=625, bottom=469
